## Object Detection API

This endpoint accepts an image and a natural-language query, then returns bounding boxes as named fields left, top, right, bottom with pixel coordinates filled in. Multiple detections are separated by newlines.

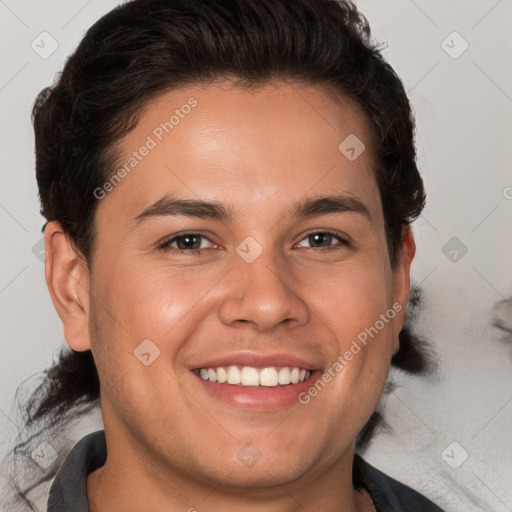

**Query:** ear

left=44, top=221, right=92, bottom=351
left=391, top=225, right=416, bottom=352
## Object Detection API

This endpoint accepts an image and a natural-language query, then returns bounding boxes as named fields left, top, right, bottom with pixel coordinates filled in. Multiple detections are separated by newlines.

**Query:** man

left=15, top=0, right=445, bottom=510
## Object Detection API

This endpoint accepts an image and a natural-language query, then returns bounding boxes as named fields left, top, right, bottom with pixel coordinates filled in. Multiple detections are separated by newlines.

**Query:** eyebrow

left=134, top=194, right=372, bottom=224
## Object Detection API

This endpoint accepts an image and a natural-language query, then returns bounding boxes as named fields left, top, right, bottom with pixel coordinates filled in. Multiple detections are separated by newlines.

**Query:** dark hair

left=35, top=0, right=424, bottom=265
left=7, top=0, right=429, bottom=508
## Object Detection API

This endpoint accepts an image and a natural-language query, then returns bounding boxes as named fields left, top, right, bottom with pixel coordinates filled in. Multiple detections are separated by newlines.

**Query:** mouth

left=189, top=352, right=321, bottom=409
left=193, top=365, right=313, bottom=388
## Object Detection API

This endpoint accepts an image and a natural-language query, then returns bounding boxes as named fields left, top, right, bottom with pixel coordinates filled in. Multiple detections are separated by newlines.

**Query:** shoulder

left=47, top=430, right=107, bottom=512
left=353, top=453, right=446, bottom=512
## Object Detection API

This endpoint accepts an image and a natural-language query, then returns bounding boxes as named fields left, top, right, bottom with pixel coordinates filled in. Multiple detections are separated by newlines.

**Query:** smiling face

left=48, top=80, right=414, bottom=505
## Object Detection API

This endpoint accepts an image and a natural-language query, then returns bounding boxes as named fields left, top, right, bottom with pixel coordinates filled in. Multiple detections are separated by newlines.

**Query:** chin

left=215, top=461, right=309, bottom=490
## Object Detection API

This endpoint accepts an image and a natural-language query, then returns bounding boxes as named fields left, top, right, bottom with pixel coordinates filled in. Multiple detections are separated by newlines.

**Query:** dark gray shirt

left=47, top=430, right=445, bottom=511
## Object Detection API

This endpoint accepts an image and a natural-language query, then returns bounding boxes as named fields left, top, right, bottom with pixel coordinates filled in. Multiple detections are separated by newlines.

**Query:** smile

left=194, top=366, right=312, bottom=387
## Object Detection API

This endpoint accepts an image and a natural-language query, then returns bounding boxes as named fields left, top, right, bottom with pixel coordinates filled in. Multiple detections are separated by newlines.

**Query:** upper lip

left=189, top=351, right=321, bottom=371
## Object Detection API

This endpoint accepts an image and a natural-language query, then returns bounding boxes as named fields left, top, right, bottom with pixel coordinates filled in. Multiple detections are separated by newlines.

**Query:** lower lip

left=192, top=370, right=322, bottom=410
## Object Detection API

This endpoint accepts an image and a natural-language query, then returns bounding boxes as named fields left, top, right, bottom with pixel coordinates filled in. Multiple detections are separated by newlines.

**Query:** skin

left=45, top=80, right=415, bottom=512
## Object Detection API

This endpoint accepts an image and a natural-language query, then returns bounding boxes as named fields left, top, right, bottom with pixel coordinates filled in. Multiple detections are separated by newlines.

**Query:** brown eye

left=308, top=232, right=334, bottom=248
left=297, top=231, right=349, bottom=251
left=159, top=233, right=215, bottom=253
left=174, top=234, right=202, bottom=250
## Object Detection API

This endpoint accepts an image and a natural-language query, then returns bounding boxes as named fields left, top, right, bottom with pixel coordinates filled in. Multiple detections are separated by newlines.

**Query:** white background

left=0, top=1, right=511, bottom=510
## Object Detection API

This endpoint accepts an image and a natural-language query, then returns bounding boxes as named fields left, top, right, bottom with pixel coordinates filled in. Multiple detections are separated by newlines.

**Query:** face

left=50, top=81, right=414, bottom=491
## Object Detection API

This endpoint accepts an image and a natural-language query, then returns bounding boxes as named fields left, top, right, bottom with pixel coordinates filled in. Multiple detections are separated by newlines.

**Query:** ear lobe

left=392, top=225, right=416, bottom=344
left=44, top=221, right=92, bottom=352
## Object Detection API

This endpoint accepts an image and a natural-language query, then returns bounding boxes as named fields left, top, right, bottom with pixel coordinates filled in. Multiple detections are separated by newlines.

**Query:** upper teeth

left=197, top=366, right=311, bottom=387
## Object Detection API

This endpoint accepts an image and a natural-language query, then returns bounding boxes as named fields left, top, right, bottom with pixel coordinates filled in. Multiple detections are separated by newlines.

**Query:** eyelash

left=158, top=230, right=349, bottom=255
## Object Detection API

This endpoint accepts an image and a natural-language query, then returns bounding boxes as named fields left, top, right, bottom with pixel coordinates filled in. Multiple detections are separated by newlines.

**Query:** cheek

left=96, top=257, right=208, bottom=326
left=292, top=263, right=395, bottom=465
left=89, top=258, right=226, bottom=375
left=301, top=258, right=396, bottom=392
left=302, top=258, right=393, bottom=332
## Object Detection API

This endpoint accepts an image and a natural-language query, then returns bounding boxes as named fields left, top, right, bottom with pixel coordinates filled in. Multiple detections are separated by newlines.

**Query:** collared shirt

left=47, top=430, right=445, bottom=511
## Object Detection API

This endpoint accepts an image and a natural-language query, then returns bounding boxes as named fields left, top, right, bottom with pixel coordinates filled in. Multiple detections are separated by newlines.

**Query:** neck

left=87, top=432, right=375, bottom=512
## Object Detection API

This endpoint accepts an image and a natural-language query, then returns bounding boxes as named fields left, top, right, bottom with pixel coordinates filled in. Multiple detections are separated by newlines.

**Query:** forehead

left=98, top=80, right=381, bottom=226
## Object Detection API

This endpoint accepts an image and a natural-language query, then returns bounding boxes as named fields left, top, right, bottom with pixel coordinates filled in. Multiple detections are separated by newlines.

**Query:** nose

left=218, top=249, right=309, bottom=332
